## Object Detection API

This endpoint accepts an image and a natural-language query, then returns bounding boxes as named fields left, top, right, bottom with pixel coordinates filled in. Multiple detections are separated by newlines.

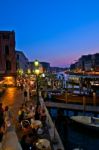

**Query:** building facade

left=0, top=31, right=16, bottom=76
left=40, top=62, right=50, bottom=72
left=16, top=50, right=29, bottom=73
left=92, top=53, right=99, bottom=71
left=70, top=53, right=99, bottom=73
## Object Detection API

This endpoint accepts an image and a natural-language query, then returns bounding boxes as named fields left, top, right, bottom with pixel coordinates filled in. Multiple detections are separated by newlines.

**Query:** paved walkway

left=1, top=88, right=65, bottom=150
left=1, top=87, right=24, bottom=125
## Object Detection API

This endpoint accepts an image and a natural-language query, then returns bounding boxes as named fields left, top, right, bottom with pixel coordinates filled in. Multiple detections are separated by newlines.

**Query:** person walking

left=4, top=106, right=12, bottom=121
left=0, top=103, right=4, bottom=128
left=24, top=90, right=27, bottom=102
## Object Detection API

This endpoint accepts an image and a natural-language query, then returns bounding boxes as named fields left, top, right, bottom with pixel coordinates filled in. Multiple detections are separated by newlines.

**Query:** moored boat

left=70, top=115, right=99, bottom=132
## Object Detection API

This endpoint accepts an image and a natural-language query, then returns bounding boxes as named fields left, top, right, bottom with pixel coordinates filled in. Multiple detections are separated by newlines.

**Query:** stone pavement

left=1, top=87, right=24, bottom=127
left=1, top=126, right=22, bottom=150
left=1, top=87, right=35, bottom=139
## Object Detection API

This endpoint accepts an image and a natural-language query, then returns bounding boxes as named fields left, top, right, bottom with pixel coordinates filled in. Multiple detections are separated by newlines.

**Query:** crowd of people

left=0, top=103, right=14, bottom=147
left=17, top=96, right=51, bottom=150
left=0, top=103, right=13, bottom=129
left=0, top=77, right=52, bottom=150
left=0, top=95, right=50, bottom=150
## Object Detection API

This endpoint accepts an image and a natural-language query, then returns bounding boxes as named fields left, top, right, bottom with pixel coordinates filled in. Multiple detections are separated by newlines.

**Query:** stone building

left=16, top=50, right=29, bottom=73
left=0, top=31, right=16, bottom=75
left=0, top=31, right=16, bottom=85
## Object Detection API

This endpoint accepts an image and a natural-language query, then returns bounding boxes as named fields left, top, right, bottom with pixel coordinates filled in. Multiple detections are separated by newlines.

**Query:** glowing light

left=34, top=69, right=40, bottom=75
left=4, top=76, right=15, bottom=85
left=41, top=73, right=45, bottom=77
left=34, top=60, right=39, bottom=67
left=27, top=69, right=31, bottom=74
left=17, top=69, right=23, bottom=76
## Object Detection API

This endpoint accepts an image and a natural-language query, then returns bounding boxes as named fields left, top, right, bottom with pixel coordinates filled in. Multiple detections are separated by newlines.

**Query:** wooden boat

left=70, top=115, right=99, bottom=132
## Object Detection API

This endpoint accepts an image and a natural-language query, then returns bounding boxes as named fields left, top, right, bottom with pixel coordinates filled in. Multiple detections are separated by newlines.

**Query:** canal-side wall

left=39, top=96, right=65, bottom=150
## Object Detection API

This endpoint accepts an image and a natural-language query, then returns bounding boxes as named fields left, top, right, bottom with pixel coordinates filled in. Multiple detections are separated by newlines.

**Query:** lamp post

left=34, top=60, right=40, bottom=106
left=17, top=68, right=23, bottom=77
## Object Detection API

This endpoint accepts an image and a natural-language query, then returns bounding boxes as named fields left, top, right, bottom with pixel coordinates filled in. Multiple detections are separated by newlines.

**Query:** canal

left=48, top=107, right=99, bottom=150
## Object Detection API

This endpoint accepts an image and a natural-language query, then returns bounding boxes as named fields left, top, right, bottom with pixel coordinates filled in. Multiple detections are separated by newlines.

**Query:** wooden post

left=65, top=90, right=68, bottom=103
left=83, top=95, right=86, bottom=115
left=93, top=92, right=96, bottom=106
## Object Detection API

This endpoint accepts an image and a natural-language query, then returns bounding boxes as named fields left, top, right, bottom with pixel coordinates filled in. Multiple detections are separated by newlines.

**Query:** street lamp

left=34, top=69, right=40, bottom=76
left=34, top=59, right=39, bottom=67
left=17, top=68, right=23, bottom=76
left=27, top=69, right=31, bottom=75
left=34, top=60, right=40, bottom=105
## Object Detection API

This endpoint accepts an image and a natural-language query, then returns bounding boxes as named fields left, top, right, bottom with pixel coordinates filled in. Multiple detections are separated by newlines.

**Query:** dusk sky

left=0, top=0, right=99, bottom=67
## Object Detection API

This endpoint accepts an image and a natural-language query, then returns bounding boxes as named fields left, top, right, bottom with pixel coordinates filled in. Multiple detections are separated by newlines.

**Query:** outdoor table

left=36, top=138, right=51, bottom=150
left=31, top=120, right=42, bottom=129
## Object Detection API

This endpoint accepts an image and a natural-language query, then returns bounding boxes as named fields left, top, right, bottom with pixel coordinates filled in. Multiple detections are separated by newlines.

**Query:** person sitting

left=4, top=106, right=12, bottom=122
left=24, top=90, right=28, bottom=102
left=18, top=107, right=25, bottom=123
left=40, top=108, right=46, bottom=126
left=0, top=126, right=4, bottom=149
left=0, top=103, right=4, bottom=128
left=21, top=120, right=32, bottom=134
left=26, top=105, right=35, bottom=121
left=35, top=105, right=41, bottom=120
left=20, top=133, right=36, bottom=150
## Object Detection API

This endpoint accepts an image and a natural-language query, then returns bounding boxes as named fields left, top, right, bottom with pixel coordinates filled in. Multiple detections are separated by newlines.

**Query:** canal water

left=48, top=108, right=99, bottom=150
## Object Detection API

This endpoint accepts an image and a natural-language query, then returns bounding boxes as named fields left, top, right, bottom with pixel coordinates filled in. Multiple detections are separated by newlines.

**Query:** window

left=6, top=60, right=11, bottom=71
left=3, top=34, right=9, bottom=39
left=17, top=54, right=19, bottom=60
left=5, top=45, right=9, bottom=55
left=16, top=62, right=19, bottom=69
